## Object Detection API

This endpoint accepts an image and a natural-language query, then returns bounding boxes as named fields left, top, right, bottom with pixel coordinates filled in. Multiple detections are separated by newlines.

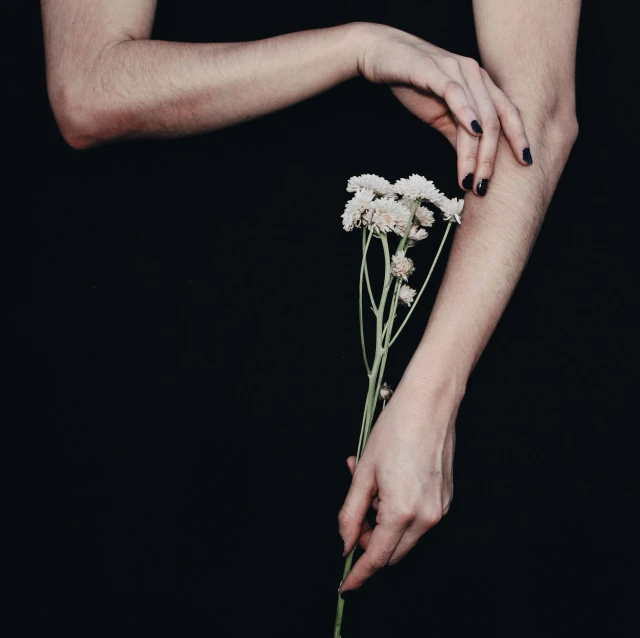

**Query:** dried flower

left=414, top=205, right=436, bottom=228
left=379, top=382, right=394, bottom=401
left=398, top=284, right=417, bottom=307
left=342, top=188, right=375, bottom=231
left=365, top=197, right=412, bottom=234
left=391, top=204, right=412, bottom=237
left=393, top=174, right=445, bottom=204
left=407, top=225, right=429, bottom=246
left=391, top=250, right=415, bottom=281
left=347, top=174, right=394, bottom=197
left=439, top=197, right=465, bottom=224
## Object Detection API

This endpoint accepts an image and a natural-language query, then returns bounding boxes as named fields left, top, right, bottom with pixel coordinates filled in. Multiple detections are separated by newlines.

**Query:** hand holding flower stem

left=335, top=174, right=464, bottom=637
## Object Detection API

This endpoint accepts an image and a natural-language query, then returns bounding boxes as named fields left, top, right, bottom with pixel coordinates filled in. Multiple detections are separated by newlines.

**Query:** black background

left=5, top=1, right=639, bottom=636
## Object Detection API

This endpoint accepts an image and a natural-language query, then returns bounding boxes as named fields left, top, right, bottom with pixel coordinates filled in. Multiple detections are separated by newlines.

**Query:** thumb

left=338, top=459, right=376, bottom=558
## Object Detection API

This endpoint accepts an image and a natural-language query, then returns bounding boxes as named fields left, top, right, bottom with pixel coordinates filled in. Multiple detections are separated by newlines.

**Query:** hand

left=354, top=23, right=533, bottom=194
left=337, top=378, right=460, bottom=595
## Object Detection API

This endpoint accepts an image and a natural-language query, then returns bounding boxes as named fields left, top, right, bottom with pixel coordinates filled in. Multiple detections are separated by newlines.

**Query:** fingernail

left=471, top=120, right=483, bottom=135
left=476, top=179, right=488, bottom=196
left=462, top=173, right=474, bottom=190
left=339, top=589, right=353, bottom=600
left=523, top=147, right=533, bottom=165
left=341, top=536, right=347, bottom=557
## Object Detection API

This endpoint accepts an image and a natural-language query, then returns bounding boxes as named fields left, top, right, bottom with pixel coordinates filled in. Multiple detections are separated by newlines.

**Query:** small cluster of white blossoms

left=343, top=173, right=464, bottom=309
left=391, top=250, right=415, bottom=281
left=342, top=173, right=464, bottom=233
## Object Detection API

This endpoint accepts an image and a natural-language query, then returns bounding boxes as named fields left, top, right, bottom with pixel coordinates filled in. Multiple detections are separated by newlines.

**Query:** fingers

left=346, top=456, right=380, bottom=513
left=459, top=58, right=501, bottom=195
left=455, top=119, right=480, bottom=193
left=432, top=56, right=480, bottom=192
left=411, top=57, right=483, bottom=139
left=387, top=506, right=443, bottom=565
left=338, top=460, right=377, bottom=558
left=430, top=56, right=532, bottom=195
left=339, top=512, right=409, bottom=594
left=481, top=69, right=533, bottom=167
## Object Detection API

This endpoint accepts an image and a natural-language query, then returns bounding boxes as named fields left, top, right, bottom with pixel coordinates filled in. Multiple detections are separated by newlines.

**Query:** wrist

left=398, top=338, right=469, bottom=408
left=345, top=21, right=391, bottom=78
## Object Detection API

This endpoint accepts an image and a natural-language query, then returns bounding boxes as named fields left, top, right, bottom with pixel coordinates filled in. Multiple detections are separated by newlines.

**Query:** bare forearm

left=408, top=113, right=577, bottom=394
left=47, top=24, right=360, bottom=149
left=403, top=0, right=581, bottom=398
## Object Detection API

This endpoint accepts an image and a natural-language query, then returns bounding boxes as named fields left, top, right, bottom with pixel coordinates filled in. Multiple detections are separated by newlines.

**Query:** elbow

left=48, top=81, right=125, bottom=151
left=533, top=97, right=578, bottom=165
left=554, top=110, right=579, bottom=149
left=552, top=112, right=579, bottom=164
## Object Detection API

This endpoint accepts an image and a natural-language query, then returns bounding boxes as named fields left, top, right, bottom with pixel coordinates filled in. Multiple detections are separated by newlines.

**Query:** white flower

left=391, top=250, right=415, bottom=281
left=346, top=174, right=393, bottom=197
left=342, top=188, right=375, bottom=231
left=398, top=284, right=417, bottom=307
left=391, top=204, right=412, bottom=237
left=414, top=205, right=436, bottom=228
left=439, top=197, right=465, bottom=224
left=379, top=382, right=394, bottom=401
left=393, top=174, right=444, bottom=203
left=365, top=197, right=411, bottom=234
left=407, top=225, right=429, bottom=246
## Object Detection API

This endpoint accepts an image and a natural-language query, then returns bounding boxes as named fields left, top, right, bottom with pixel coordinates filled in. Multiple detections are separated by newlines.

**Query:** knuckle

left=478, top=155, right=495, bottom=171
left=484, top=115, right=501, bottom=133
left=511, top=103, right=522, bottom=117
left=393, top=506, right=417, bottom=525
left=479, top=67, right=490, bottom=80
left=460, top=56, right=480, bottom=72
left=444, top=80, right=462, bottom=97
left=462, top=150, right=477, bottom=164
left=419, top=506, right=443, bottom=528
left=440, top=56, right=461, bottom=74
left=337, top=508, right=351, bottom=528
left=420, top=55, right=438, bottom=71
left=368, top=552, right=390, bottom=570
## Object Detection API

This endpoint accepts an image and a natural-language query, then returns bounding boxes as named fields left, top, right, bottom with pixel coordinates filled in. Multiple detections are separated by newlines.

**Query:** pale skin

left=41, top=0, right=580, bottom=594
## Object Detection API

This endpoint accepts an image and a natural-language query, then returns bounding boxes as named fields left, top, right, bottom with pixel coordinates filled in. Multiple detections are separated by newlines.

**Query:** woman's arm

left=338, top=0, right=580, bottom=595
left=41, top=0, right=362, bottom=149
left=413, top=0, right=580, bottom=384
left=41, top=0, right=530, bottom=183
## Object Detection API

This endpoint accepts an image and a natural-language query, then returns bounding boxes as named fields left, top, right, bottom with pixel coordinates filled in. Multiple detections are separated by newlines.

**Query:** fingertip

left=461, top=173, right=474, bottom=191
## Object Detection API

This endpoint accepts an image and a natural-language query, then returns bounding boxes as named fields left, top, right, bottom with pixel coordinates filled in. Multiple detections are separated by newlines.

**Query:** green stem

left=359, top=229, right=375, bottom=375
left=336, top=224, right=412, bottom=638
left=389, top=221, right=453, bottom=347
left=366, top=278, right=400, bottom=441
left=398, top=199, right=420, bottom=254
left=363, top=229, right=376, bottom=312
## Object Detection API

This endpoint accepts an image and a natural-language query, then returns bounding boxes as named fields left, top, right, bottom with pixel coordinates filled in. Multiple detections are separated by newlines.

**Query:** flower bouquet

left=334, top=173, right=464, bottom=637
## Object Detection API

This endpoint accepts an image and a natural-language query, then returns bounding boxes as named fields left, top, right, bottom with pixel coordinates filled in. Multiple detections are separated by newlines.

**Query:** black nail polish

left=523, top=147, right=533, bottom=165
left=339, top=589, right=353, bottom=600
left=462, top=173, right=474, bottom=190
left=471, top=120, right=483, bottom=135
left=476, top=179, right=488, bottom=196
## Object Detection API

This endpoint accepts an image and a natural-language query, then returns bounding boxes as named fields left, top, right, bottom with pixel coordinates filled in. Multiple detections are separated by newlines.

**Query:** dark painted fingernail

left=339, top=589, right=353, bottom=600
left=462, top=173, right=474, bottom=190
left=523, top=147, right=533, bottom=165
left=471, top=120, right=483, bottom=135
left=476, top=179, right=488, bottom=196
